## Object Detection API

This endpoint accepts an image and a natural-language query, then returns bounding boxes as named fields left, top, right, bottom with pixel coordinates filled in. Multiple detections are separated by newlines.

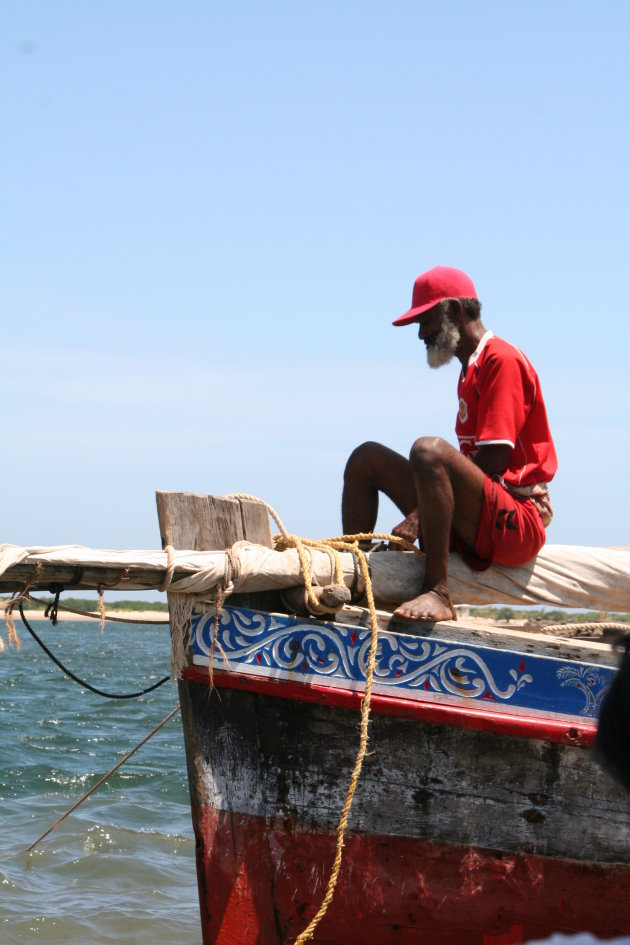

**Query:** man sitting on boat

left=342, top=265, right=557, bottom=623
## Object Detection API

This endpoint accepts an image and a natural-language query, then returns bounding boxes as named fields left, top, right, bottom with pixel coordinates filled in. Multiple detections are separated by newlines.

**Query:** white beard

left=426, top=318, right=461, bottom=368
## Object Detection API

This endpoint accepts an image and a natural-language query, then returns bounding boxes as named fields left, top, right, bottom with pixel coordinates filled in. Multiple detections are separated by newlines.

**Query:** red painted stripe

left=192, top=806, right=630, bottom=945
left=183, top=665, right=596, bottom=746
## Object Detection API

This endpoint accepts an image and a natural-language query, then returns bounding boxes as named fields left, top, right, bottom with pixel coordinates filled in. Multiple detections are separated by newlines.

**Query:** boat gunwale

left=183, top=664, right=597, bottom=746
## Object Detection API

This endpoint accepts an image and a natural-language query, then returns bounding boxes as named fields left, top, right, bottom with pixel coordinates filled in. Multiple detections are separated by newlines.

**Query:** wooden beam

left=155, top=490, right=274, bottom=609
left=0, top=493, right=273, bottom=594
left=155, top=491, right=261, bottom=551
left=0, top=563, right=176, bottom=594
left=154, top=490, right=277, bottom=934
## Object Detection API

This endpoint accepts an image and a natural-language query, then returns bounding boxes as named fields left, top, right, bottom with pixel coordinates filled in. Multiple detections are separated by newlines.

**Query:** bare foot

left=393, top=587, right=453, bottom=622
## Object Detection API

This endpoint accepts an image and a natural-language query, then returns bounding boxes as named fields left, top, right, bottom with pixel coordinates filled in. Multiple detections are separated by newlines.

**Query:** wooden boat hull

left=178, top=606, right=630, bottom=944
left=190, top=806, right=630, bottom=944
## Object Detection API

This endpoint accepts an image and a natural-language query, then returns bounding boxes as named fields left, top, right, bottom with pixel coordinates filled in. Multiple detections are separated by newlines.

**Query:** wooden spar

left=0, top=493, right=277, bottom=595
left=2, top=516, right=630, bottom=610
left=0, top=562, right=176, bottom=594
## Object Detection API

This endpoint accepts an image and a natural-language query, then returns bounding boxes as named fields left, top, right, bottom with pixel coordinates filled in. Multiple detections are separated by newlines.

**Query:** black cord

left=18, top=602, right=171, bottom=699
left=45, top=590, right=61, bottom=625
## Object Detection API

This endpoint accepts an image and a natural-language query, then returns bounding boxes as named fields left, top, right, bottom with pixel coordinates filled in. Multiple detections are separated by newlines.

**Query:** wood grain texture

left=154, top=490, right=279, bottom=939
left=194, top=807, right=630, bottom=944
left=0, top=563, right=173, bottom=593
left=156, top=491, right=244, bottom=551
left=186, top=681, right=630, bottom=864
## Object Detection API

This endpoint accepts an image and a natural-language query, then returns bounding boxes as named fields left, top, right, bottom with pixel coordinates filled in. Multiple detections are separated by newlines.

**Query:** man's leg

left=342, top=441, right=417, bottom=535
left=394, top=437, right=486, bottom=622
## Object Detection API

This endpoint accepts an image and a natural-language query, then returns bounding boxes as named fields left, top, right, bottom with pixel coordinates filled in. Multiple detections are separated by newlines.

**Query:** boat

left=180, top=604, right=630, bottom=945
left=155, top=492, right=630, bottom=945
left=2, top=491, right=630, bottom=943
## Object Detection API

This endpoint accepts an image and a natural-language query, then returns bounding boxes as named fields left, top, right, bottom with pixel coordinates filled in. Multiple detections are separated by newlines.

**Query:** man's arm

left=473, top=443, right=512, bottom=477
left=390, top=444, right=512, bottom=547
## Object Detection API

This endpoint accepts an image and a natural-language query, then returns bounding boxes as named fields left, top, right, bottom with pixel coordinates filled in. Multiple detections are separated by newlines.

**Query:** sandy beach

left=10, top=609, right=169, bottom=624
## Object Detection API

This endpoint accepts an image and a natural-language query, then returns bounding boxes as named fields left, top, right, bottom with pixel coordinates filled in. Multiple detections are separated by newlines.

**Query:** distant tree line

left=470, top=606, right=630, bottom=625
left=2, top=598, right=628, bottom=622
left=0, top=596, right=169, bottom=613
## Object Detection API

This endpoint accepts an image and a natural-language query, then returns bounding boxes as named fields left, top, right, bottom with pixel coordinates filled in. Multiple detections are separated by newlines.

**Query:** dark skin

left=341, top=300, right=512, bottom=622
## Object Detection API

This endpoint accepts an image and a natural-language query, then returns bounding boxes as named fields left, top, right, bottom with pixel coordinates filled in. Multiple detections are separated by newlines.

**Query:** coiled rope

left=225, top=491, right=424, bottom=615
left=0, top=562, right=44, bottom=649
left=536, top=621, right=630, bottom=635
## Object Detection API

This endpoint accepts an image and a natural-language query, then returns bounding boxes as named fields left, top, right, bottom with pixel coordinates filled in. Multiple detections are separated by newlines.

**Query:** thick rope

left=225, top=493, right=340, bottom=615
left=224, top=492, right=427, bottom=615
left=97, top=585, right=106, bottom=631
left=292, top=546, right=378, bottom=944
left=222, top=495, right=408, bottom=942
left=1, top=562, right=44, bottom=650
left=207, top=587, right=235, bottom=690
left=208, top=586, right=223, bottom=690
left=159, top=544, right=175, bottom=592
left=1, top=596, right=21, bottom=650
left=536, top=621, right=630, bottom=635
left=278, top=533, right=459, bottom=621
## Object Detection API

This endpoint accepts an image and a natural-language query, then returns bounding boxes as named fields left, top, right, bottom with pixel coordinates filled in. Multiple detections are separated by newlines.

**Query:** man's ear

left=447, top=298, right=464, bottom=325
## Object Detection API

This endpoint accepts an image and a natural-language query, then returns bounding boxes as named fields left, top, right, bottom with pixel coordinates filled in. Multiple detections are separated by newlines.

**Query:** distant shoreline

left=13, top=609, right=169, bottom=624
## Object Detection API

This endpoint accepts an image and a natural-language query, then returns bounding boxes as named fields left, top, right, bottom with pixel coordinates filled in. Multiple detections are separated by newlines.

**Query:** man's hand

left=390, top=508, right=420, bottom=549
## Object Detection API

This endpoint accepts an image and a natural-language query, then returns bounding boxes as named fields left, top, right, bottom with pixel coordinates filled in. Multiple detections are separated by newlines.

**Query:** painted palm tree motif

left=557, top=664, right=609, bottom=715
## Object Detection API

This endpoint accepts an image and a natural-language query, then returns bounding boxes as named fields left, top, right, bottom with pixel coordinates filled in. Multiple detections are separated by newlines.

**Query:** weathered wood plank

left=239, top=499, right=273, bottom=548
left=154, top=490, right=277, bottom=940
left=155, top=490, right=275, bottom=607
left=156, top=491, right=246, bottom=551
left=0, top=564, right=175, bottom=594
left=189, top=683, right=630, bottom=863
left=156, top=491, right=273, bottom=553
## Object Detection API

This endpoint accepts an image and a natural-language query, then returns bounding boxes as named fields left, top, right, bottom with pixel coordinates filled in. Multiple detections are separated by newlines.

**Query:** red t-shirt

left=456, top=332, right=557, bottom=487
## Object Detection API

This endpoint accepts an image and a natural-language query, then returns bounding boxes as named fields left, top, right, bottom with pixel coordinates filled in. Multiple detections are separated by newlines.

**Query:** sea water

left=0, top=618, right=201, bottom=944
left=4, top=618, right=627, bottom=945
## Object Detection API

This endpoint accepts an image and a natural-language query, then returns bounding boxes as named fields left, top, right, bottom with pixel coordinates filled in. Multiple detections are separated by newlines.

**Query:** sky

left=1, top=1, right=629, bottom=598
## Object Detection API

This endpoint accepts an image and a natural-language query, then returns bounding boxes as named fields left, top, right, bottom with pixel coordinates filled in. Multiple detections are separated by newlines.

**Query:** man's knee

left=409, top=436, right=451, bottom=475
left=344, top=441, right=388, bottom=482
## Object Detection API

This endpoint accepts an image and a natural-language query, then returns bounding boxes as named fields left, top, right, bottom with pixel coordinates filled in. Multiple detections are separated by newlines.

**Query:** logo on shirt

left=458, top=397, right=468, bottom=423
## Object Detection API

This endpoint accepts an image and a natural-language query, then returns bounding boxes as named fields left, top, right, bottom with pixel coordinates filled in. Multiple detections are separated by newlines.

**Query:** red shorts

left=453, top=475, right=547, bottom=572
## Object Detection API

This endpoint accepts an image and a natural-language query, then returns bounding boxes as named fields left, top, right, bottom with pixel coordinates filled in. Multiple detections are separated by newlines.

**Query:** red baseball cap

left=393, top=266, right=477, bottom=326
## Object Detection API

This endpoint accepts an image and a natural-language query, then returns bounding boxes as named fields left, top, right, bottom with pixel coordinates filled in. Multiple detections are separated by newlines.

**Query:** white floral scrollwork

left=191, top=609, right=534, bottom=704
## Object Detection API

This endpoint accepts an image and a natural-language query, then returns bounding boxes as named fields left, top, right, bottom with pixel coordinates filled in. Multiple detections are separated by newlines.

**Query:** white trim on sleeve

left=475, top=438, right=515, bottom=448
